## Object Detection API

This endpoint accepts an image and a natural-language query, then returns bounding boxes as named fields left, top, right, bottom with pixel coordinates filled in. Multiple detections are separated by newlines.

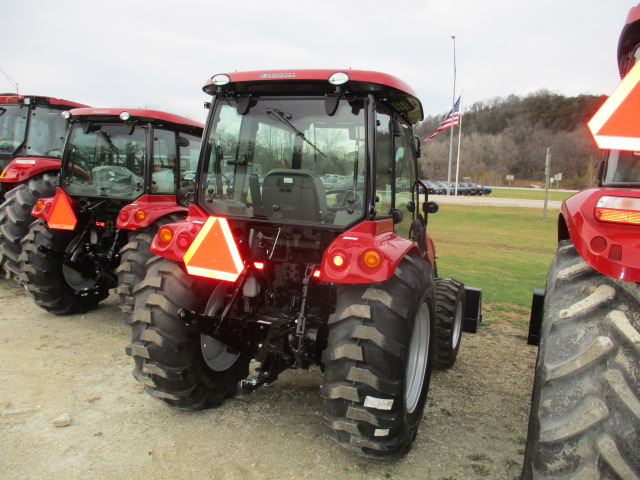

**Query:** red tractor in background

left=0, top=94, right=89, bottom=280
left=126, top=69, right=482, bottom=458
left=523, top=5, right=640, bottom=478
left=19, top=108, right=203, bottom=314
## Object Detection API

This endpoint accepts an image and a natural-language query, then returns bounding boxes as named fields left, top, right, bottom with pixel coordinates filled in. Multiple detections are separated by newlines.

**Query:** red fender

left=562, top=187, right=640, bottom=282
left=320, top=219, right=421, bottom=284
left=0, top=157, right=61, bottom=186
left=116, top=194, right=188, bottom=230
left=149, top=204, right=209, bottom=261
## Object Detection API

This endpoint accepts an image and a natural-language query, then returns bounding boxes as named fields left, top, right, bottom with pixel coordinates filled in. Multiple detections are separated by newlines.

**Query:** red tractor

left=126, top=70, right=482, bottom=458
left=19, top=108, right=203, bottom=314
left=0, top=94, right=89, bottom=280
left=523, top=5, right=640, bottom=478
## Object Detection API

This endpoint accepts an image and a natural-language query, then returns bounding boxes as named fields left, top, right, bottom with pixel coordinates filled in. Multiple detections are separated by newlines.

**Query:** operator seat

left=261, top=168, right=326, bottom=222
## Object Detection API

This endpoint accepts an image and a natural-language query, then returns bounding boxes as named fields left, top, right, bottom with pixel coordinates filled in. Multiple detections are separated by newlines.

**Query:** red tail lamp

left=253, top=261, right=265, bottom=270
left=176, top=232, right=193, bottom=250
left=118, top=211, right=129, bottom=223
left=332, top=252, right=348, bottom=269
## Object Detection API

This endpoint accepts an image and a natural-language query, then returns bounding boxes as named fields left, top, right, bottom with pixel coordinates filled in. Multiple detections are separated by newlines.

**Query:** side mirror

left=325, top=94, right=339, bottom=116
left=423, top=201, right=439, bottom=215
left=176, top=136, right=190, bottom=147
left=406, top=200, right=415, bottom=213
left=391, top=208, right=404, bottom=224
left=412, top=135, right=422, bottom=159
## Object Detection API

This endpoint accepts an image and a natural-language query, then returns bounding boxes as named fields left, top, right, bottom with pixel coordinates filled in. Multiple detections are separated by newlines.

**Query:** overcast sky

left=0, top=1, right=633, bottom=123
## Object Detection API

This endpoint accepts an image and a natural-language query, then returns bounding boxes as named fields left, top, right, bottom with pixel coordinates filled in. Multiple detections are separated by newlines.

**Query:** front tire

left=126, top=256, right=250, bottom=409
left=0, top=173, right=58, bottom=283
left=321, top=254, right=436, bottom=458
left=433, top=278, right=465, bottom=369
left=522, top=240, right=640, bottom=478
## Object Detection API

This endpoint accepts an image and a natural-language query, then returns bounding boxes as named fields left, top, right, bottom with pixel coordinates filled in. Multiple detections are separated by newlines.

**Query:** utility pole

left=446, top=35, right=456, bottom=195
left=543, top=147, right=551, bottom=220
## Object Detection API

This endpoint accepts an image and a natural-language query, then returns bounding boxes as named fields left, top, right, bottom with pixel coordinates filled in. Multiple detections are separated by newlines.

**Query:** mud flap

left=527, top=289, right=545, bottom=346
left=463, top=286, right=482, bottom=333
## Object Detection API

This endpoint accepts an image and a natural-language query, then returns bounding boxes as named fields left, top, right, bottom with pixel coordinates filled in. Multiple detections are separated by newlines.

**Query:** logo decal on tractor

left=259, top=73, right=296, bottom=79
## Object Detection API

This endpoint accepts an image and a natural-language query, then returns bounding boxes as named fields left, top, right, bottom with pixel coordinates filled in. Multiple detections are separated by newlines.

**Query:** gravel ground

left=0, top=279, right=537, bottom=480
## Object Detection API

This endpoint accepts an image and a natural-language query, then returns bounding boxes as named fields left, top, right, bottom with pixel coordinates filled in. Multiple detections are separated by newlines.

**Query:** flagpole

left=447, top=35, right=457, bottom=195
left=454, top=91, right=463, bottom=191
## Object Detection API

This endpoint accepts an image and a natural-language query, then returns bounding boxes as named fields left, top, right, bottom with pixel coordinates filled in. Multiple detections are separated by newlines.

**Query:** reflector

left=589, top=61, right=640, bottom=150
left=183, top=216, right=244, bottom=282
left=47, top=192, right=77, bottom=230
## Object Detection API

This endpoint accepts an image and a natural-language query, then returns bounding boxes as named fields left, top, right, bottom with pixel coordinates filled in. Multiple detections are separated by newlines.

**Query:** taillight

left=331, top=252, right=348, bottom=270
left=134, top=209, right=147, bottom=222
left=595, top=196, right=640, bottom=225
left=362, top=249, right=382, bottom=269
left=176, top=232, right=193, bottom=250
left=157, top=226, right=174, bottom=245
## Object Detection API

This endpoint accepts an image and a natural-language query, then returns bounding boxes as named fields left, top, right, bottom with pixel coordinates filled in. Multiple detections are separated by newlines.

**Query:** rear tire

left=19, top=219, right=107, bottom=314
left=321, top=254, right=436, bottom=458
left=0, top=173, right=57, bottom=283
left=114, top=213, right=185, bottom=316
left=433, top=278, right=465, bottom=369
left=522, top=240, right=640, bottom=478
left=126, top=256, right=250, bottom=410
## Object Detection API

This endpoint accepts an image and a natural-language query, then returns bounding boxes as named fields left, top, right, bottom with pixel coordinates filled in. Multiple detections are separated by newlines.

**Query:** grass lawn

left=426, top=204, right=559, bottom=329
left=489, top=187, right=574, bottom=202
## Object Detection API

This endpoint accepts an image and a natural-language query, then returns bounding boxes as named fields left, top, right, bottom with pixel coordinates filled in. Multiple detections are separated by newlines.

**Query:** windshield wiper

left=0, top=107, right=5, bottom=118
left=266, top=108, right=327, bottom=159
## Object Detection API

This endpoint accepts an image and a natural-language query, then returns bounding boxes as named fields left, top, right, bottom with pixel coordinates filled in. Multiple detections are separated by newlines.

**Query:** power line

left=0, top=67, right=18, bottom=93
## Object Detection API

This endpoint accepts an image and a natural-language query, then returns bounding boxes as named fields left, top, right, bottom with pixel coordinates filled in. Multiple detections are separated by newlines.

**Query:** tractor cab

left=0, top=94, right=88, bottom=194
left=157, top=70, right=435, bottom=285
left=58, top=108, right=203, bottom=208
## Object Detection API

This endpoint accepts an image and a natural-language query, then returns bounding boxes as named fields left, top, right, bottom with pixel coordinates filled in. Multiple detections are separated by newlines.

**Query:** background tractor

left=127, top=69, right=482, bottom=458
left=0, top=94, right=89, bottom=280
left=523, top=5, right=640, bottom=478
left=19, top=108, right=203, bottom=315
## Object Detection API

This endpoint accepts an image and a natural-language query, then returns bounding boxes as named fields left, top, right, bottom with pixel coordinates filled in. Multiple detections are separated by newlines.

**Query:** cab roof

left=0, top=94, right=89, bottom=109
left=203, top=69, right=424, bottom=124
left=67, top=108, right=204, bottom=132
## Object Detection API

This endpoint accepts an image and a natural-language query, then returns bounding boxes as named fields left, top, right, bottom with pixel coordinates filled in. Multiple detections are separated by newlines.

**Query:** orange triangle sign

left=47, top=190, right=77, bottom=230
left=589, top=61, right=640, bottom=150
left=183, top=216, right=244, bottom=282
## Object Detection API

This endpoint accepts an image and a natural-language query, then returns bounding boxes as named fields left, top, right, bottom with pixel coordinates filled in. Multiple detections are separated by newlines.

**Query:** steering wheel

left=327, top=189, right=362, bottom=211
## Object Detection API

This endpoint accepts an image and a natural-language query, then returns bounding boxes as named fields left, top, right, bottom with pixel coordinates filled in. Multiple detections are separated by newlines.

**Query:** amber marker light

left=595, top=196, right=640, bottom=225
left=35, top=199, right=45, bottom=211
left=134, top=209, right=147, bottom=222
left=157, top=226, right=174, bottom=245
left=362, top=250, right=382, bottom=268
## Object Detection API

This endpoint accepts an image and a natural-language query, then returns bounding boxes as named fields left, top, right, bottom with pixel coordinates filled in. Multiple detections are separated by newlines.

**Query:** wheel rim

left=405, top=302, right=431, bottom=414
left=452, top=300, right=463, bottom=350
left=62, top=236, right=98, bottom=291
left=201, top=334, right=239, bottom=371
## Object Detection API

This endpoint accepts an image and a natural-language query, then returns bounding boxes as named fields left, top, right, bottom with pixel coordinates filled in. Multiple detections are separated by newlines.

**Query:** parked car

left=420, top=180, right=446, bottom=195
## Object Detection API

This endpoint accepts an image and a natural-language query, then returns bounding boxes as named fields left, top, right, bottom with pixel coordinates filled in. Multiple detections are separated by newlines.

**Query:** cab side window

left=152, top=129, right=177, bottom=193
left=375, top=110, right=393, bottom=218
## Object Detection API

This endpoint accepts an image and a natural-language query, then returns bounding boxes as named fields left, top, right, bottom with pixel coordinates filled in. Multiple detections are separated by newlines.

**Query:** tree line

left=414, top=90, right=607, bottom=188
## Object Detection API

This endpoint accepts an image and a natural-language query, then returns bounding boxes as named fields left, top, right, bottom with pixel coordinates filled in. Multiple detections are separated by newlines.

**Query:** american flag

left=424, top=96, right=461, bottom=142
